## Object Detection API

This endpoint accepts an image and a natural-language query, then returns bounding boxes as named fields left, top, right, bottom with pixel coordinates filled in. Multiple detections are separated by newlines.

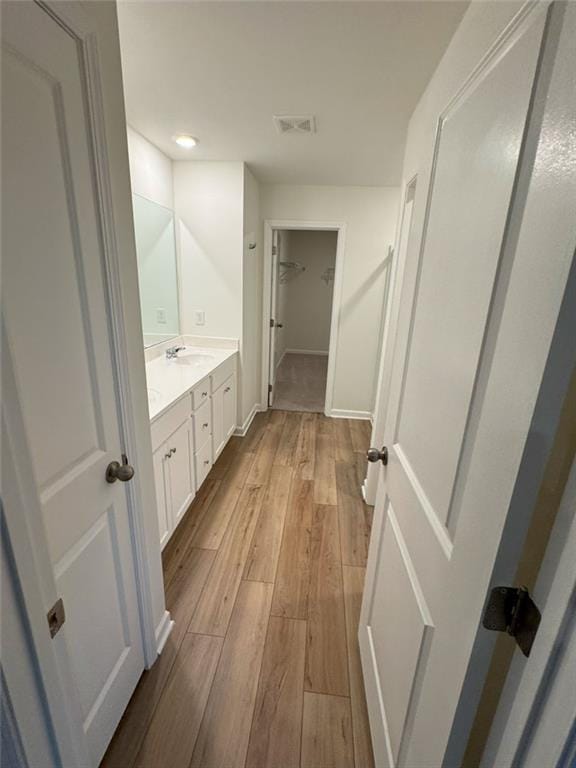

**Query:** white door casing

left=364, top=180, right=416, bottom=505
left=482, top=455, right=576, bottom=767
left=261, top=220, right=347, bottom=415
left=359, top=4, right=575, bottom=767
left=268, top=230, right=280, bottom=405
left=2, top=2, right=144, bottom=763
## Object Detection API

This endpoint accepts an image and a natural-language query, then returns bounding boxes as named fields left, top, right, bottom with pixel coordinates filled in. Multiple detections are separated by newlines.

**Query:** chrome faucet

left=165, top=345, right=185, bottom=359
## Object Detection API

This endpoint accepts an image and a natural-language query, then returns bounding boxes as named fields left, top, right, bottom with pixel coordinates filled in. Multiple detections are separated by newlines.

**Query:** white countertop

left=145, top=345, right=237, bottom=422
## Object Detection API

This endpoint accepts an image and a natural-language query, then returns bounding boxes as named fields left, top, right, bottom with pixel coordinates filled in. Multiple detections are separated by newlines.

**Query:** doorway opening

left=262, top=222, right=344, bottom=415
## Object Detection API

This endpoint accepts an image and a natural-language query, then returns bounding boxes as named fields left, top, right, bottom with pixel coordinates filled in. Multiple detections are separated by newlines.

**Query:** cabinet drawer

left=193, top=398, right=212, bottom=452
left=150, top=396, right=190, bottom=452
left=211, top=355, right=237, bottom=393
left=195, top=438, right=213, bottom=489
left=191, top=377, right=211, bottom=411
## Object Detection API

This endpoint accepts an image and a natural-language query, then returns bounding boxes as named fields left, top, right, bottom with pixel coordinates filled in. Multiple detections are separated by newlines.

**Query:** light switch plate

left=194, top=310, right=205, bottom=326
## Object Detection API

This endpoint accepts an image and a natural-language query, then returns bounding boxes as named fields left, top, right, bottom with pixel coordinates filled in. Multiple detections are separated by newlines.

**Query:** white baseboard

left=328, top=408, right=372, bottom=420
left=154, top=610, right=174, bottom=658
left=285, top=348, right=329, bottom=356
left=234, top=403, right=265, bottom=437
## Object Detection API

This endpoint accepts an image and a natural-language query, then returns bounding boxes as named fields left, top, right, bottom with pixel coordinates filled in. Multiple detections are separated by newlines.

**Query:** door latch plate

left=482, top=586, right=541, bottom=657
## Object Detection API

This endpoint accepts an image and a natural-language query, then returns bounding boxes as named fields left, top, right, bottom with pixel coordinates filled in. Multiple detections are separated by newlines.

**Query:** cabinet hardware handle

left=165, top=452, right=171, bottom=460
left=204, top=459, right=210, bottom=465
left=224, top=387, right=231, bottom=393
left=202, top=391, right=208, bottom=397
left=172, top=448, right=177, bottom=455
left=202, top=422, right=208, bottom=428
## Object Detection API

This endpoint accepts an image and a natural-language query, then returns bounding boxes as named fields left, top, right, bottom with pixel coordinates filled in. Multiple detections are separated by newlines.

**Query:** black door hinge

left=482, top=585, right=541, bottom=657
left=270, top=318, right=275, bottom=328
left=268, top=384, right=273, bottom=393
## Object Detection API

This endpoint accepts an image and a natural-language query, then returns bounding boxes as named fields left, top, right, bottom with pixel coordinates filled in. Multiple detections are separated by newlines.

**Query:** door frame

left=364, top=176, right=417, bottom=505
left=260, top=219, right=346, bottom=415
left=481, top=457, right=576, bottom=766
left=2, top=0, right=161, bottom=760
left=267, top=229, right=280, bottom=407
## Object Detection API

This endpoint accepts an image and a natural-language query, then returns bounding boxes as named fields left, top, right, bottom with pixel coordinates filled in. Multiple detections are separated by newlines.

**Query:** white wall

left=126, top=126, right=173, bottom=209
left=282, top=230, right=337, bottom=353
left=174, top=161, right=244, bottom=339
left=241, top=167, right=263, bottom=425
left=174, top=161, right=262, bottom=426
left=262, top=185, right=399, bottom=414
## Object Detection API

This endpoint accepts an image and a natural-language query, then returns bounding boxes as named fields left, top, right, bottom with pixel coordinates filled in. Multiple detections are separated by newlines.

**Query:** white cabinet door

left=222, top=374, right=237, bottom=441
left=166, top=419, right=195, bottom=527
left=2, top=3, right=144, bottom=762
left=359, top=6, right=574, bottom=767
left=152, top=445, right=170, bottom=549
left=212, top=374, right=236, bottom=459
left=212, top=385, right=226, bottom=459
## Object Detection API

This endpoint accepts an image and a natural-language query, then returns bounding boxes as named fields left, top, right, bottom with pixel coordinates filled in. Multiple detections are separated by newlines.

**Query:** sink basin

left=173, top=352, right=216, bottom=366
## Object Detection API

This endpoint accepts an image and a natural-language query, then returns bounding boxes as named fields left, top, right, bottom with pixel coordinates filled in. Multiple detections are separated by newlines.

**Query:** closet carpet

left=101, top=410, right=375, bottom=768
left=272, top=352, right=328, bottom=413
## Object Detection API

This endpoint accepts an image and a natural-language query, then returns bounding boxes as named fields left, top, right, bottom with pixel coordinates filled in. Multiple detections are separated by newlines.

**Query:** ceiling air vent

left=273, top=115, right=316, bottom=135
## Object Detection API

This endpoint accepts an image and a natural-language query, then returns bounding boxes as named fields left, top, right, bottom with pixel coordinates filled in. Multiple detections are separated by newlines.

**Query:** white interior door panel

left=359, top=6, right=575, bottom=767
left=2, top=3, right=144, bottom=762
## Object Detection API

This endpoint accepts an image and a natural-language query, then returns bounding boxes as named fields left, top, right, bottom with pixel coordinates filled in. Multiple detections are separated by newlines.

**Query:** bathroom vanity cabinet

left=149, top=354, right=237, bottom=549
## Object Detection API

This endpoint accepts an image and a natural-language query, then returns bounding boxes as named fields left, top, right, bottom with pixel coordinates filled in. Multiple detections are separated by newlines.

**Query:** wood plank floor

left=101, top=410, right=375, bottom=768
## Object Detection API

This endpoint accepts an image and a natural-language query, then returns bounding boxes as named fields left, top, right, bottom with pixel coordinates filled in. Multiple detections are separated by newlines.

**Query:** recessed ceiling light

left=173, top=134, right=198, bottom=149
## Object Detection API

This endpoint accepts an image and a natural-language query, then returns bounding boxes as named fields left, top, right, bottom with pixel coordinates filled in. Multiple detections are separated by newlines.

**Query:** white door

left=268, top=230, right=280, bottom=405
left=2, top=3, right=144, bottom=764
left=360, top=5, right=575, bottom=767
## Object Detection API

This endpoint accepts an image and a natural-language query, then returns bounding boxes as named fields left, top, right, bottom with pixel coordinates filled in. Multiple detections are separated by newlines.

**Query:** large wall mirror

left=133, top=194, right=180, bottom=347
